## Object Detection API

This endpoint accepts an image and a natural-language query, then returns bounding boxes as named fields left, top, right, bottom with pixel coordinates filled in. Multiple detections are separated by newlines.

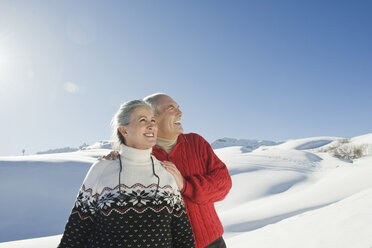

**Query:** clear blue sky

left=1, top=0, right=371, bottom=156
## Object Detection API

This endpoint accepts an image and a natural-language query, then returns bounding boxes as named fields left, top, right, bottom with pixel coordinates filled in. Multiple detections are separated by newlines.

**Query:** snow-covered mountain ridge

left=39, top=137, right=277, bottom=155
left=210, top=137, right=282, bottom=151
left=35, top=140, right=113, bottom=155
left=34, top=137, right=278, bottom=155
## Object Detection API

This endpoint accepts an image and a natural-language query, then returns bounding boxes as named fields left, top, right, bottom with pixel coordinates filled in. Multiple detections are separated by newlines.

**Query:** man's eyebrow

left=167, top=104, right=179, bottom=109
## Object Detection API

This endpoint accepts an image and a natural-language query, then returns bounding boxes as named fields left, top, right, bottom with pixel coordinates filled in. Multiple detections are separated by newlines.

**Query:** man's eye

left=151, top=119, right=156, bottom=123
left=140, top=119, right=146, bottom=122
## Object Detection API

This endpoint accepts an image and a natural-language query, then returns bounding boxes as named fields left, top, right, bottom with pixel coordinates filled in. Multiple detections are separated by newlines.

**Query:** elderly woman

left=58, top=100, right=195, bottom=248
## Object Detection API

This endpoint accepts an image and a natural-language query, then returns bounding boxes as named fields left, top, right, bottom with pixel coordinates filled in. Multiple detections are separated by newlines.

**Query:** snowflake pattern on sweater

left=59, top=145, right=195, bottom=248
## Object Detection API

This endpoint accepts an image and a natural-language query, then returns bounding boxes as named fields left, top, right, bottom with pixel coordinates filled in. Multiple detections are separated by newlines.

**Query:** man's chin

left=176, top=126, right=184, bottom=134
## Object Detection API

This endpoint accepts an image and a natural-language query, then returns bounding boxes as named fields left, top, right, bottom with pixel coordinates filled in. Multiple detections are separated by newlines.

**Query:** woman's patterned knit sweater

left=58, top=144, right=195, bottom=248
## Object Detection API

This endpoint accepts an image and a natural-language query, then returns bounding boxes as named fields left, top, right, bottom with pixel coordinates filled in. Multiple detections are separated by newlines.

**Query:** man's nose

left=177, top=108, right=182, bottom=117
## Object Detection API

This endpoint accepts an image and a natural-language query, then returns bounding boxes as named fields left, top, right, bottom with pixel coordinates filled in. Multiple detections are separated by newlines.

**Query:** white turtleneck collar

left=119, top=144, right=153, bottom=165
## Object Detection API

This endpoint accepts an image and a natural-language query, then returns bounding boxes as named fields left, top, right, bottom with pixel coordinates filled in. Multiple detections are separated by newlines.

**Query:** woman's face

left=120, top=106, right=157, bottom=150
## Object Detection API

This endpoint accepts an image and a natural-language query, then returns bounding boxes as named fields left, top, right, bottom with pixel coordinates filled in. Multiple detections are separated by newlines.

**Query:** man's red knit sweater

left=152, top=133, right=232, bottom=248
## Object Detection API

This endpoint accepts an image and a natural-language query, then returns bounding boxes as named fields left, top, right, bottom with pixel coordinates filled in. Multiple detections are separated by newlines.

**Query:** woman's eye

left=151, top=119, right=156, bottom=123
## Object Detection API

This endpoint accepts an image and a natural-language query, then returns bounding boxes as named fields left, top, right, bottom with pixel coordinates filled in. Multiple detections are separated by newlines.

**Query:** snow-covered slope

left=0, top=149, right=110, bottom=243
left=227, top=187, right=372, bottom=248
left=1, top=134, right=372, bottom=248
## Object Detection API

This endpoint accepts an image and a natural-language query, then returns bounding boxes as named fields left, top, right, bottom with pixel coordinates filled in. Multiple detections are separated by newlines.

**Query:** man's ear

left=118, top=126, right=128, bottom=138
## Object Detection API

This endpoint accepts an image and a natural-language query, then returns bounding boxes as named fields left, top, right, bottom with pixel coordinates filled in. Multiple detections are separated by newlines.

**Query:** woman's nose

left=148, top=122, right=156, bottom=129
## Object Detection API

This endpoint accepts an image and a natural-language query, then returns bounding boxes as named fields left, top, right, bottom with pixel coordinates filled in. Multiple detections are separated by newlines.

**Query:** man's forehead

left=157, top=95, right=178, bottom=108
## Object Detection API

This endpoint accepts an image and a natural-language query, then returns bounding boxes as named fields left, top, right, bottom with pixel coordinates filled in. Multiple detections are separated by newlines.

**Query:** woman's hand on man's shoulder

left=98, top=150, right=119, bottom=161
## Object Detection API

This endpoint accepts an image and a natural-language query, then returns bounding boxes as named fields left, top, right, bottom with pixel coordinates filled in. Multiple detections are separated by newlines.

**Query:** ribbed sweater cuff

left=181, top=178, right=195, bottom=198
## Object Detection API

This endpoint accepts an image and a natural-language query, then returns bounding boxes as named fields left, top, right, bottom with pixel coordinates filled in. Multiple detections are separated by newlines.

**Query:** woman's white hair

left=111, top=99, right=152, bottom=150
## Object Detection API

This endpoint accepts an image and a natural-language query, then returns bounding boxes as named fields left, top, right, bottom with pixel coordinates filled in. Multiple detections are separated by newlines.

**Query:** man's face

left=155, top=95, right=183, bottom=140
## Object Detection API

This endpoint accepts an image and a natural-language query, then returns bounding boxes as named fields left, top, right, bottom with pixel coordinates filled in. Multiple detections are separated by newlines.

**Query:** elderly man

left=143, top=93, right=232, bottom=248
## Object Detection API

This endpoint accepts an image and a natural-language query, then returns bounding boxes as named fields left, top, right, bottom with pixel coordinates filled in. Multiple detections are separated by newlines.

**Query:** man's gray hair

left=111, top=99, right=151, bottom=149
left=143, top=93, right=167, bottom=115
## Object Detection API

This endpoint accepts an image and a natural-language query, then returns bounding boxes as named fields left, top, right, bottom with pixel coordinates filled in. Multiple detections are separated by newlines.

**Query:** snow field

left=1, top=134, right=372, bottom=247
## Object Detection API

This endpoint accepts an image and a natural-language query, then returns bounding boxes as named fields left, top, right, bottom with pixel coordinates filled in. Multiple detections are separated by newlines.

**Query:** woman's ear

left=118, top=126, right=128, bottom=138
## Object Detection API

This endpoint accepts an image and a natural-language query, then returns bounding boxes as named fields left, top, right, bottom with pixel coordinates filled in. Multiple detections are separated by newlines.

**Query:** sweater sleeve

left=171, top=190, right=196, bottom=248
left=181, top=135, right=232, bottom=205
left=58, top=161, right=104, bottom=247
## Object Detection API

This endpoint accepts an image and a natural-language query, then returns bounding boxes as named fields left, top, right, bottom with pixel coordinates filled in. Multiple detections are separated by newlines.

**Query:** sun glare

left=0, top=47, right=25, bottom=87
left=0, top=46, right=12, bottom=83
left=0, top=30, right=18, bottom=84
left=0, top=55, right=14, bottom=85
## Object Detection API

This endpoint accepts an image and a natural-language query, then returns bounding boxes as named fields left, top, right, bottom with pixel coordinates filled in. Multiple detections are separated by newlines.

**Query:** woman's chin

left=148, top=140, right=157, bottom=148
left=140, top=141, right=156, bottom=149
